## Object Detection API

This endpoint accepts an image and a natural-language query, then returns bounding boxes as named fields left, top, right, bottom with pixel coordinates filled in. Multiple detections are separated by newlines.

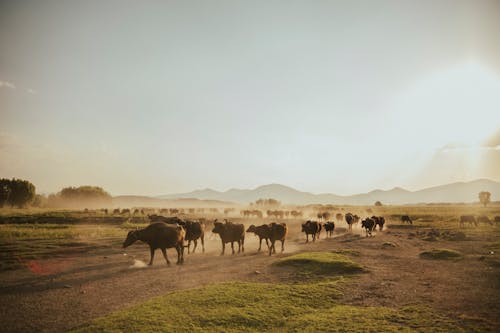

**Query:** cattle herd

left=120, top=212, right=424, bottom=266
left=122, top=212, right=499, bottom=265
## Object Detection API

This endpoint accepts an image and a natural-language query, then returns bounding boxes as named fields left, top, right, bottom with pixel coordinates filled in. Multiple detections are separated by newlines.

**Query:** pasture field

left=0, top=205, right=499, bottom=332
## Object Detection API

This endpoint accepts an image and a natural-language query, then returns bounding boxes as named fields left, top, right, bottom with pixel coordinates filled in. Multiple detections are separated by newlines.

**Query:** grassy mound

left=382, top=242, right=397, bottom=248
left=419, top=249, right=463, bottom=260
left=274, top=252, right=364, bottom=277
left=70, top=282, right=483, bottom=333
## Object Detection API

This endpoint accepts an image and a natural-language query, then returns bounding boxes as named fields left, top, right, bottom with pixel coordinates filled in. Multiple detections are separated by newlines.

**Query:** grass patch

left=70, top=282, right=487, bottom=333
left=419, top=249, right=463, bottom=260
left=0, top=224, right=127, bottom=271
left=382, top=242, right=397, bottom=248
left=274, top=252, right=364, bottom=277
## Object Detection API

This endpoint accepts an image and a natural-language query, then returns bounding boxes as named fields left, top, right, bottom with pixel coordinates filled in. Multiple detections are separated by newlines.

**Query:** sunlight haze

left=1, top=0, right=499, bottom=196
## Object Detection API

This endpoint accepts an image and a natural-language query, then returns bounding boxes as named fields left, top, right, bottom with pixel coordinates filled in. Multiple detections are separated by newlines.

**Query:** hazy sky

left=1, top=0, right=499, bottom=196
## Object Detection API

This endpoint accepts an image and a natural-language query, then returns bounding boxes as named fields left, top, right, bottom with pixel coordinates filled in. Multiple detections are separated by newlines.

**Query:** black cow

left=345, top=213, right=354, bottom=231
left=361, top=218, right=375, bottom=237
left=301, top=220, right=320, bottom=243
left=246, top=224, right=271, bottom=252
left=324, top=221, right=335, bottom=237
left=401, top=215, right=412, bottom=225
left=180, top=220, right=205, bottom=254
left=269, top=223, right=288, bottom=256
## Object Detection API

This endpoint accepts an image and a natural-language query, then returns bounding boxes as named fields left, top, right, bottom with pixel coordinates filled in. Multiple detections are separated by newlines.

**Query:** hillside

left=157, top=179, right=500, bottom=205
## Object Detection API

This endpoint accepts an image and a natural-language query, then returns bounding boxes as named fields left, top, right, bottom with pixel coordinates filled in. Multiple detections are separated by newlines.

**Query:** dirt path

left=0, top=224, right=499, bottom=332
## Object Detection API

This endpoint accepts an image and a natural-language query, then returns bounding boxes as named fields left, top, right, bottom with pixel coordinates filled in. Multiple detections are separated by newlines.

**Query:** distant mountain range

left=155, top=179, right=500, bottom=205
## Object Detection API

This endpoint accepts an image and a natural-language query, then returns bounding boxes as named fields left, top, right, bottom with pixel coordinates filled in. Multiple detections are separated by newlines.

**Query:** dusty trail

left=0, top=223, right=499, bottom=332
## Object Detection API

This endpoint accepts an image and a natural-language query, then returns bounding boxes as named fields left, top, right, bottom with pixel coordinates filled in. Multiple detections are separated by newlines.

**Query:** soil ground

left=0, top=219, right=499, bottom=332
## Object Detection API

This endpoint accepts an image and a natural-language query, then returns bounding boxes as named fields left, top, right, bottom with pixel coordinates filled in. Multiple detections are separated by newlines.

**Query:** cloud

left=27, top=88, right=37, bottom=95
left=0, top=80, right=16, bottom=89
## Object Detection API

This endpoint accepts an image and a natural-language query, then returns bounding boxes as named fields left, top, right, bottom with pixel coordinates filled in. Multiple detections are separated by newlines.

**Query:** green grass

left=419, top=249, right=463, bottom=260
left=274, top=252, right=364, bottom=278
left=69, top=281, right=489, bottom=333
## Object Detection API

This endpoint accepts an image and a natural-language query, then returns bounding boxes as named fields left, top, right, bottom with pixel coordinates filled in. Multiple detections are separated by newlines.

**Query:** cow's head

left=123, top=230, right=139, bottom=248
left=212, top=222, right=224, bottom=234
left=246, top=225, right=256, bottom=233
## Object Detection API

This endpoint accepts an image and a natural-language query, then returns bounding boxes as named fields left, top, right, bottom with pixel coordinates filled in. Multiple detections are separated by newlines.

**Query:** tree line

left=0, top=178, right=111, bottom=208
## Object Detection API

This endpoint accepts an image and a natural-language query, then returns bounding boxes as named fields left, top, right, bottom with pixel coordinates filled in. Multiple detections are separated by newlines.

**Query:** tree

left=478, top=191, right=491, bottom=207
left=0, top=179, right=12, bottom=207
left=48, top=185, right=112, bottom=208
left=374, top=201, right=383, bottom=206
left=0, top=178, right=36, bottom=208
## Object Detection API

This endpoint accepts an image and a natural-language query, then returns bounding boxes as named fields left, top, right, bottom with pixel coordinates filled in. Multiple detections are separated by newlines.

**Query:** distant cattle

left=335, top=213, right=343, bottom=223
left=372, top=216, right=385, bottom=231
left=361, top=218, right=375, bottom=237
left=324, top=221, right=335, bottom=237
left=148, top=214, right=184, bottom=225
left=246, top=224, right=271, bottom=252
left=301, top=220, right=320, bottom=243
left=212, top=220, right=245, bottom=255
left=133, top=208, right=140, bottom=215
left=121, top=209, right=130, bottom=215
left=122, top=222, right=185, bottom=265
left=113, top=208, right=121, bottom=215
left=180, top=220, right=205, bottom=254
left=477, top=216, right=492, bottom=225
left=460, top=215, right=477, bottom=228
left=401, top=215, right=412, bottom=225
left=345, top=213, right=354, bottom=231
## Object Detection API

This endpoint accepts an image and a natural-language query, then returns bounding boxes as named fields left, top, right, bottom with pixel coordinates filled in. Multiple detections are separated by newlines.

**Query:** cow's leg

left=265, top=238, right=269, bottom=251
left=281, top=239, right=285, bottom=253
left=269, top=241, right=274, bottom=256
left=201, top=235, right=205, bottom=253
left=306, top=234, right=309, bottom=243
left=187, top=240, right=191, bottom=254
left=241, top=237, right=244, bottom=253
left=161, top=248, right=170, bottom=266
left=148, top=247, right=155, bottom=266
left=193, top=239, right=198, bottom=254
left=231, top=241, right=235, bottom=255
left=221, top=241, right=225, bottom=256
left=180, top=243, right=184, bottom=263
left=258, top=237, right=262, bottom=252
left=175, top=245, right=183, bottom=264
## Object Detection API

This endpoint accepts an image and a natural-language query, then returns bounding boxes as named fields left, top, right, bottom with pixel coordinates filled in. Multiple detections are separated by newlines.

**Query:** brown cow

left=212, top=221, right=245, bottom=255
left=460, top=215, right=477, bottom=228
left=477, top=216, right=492, bottom=225
left=122, top=223, right=185, bottom=265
